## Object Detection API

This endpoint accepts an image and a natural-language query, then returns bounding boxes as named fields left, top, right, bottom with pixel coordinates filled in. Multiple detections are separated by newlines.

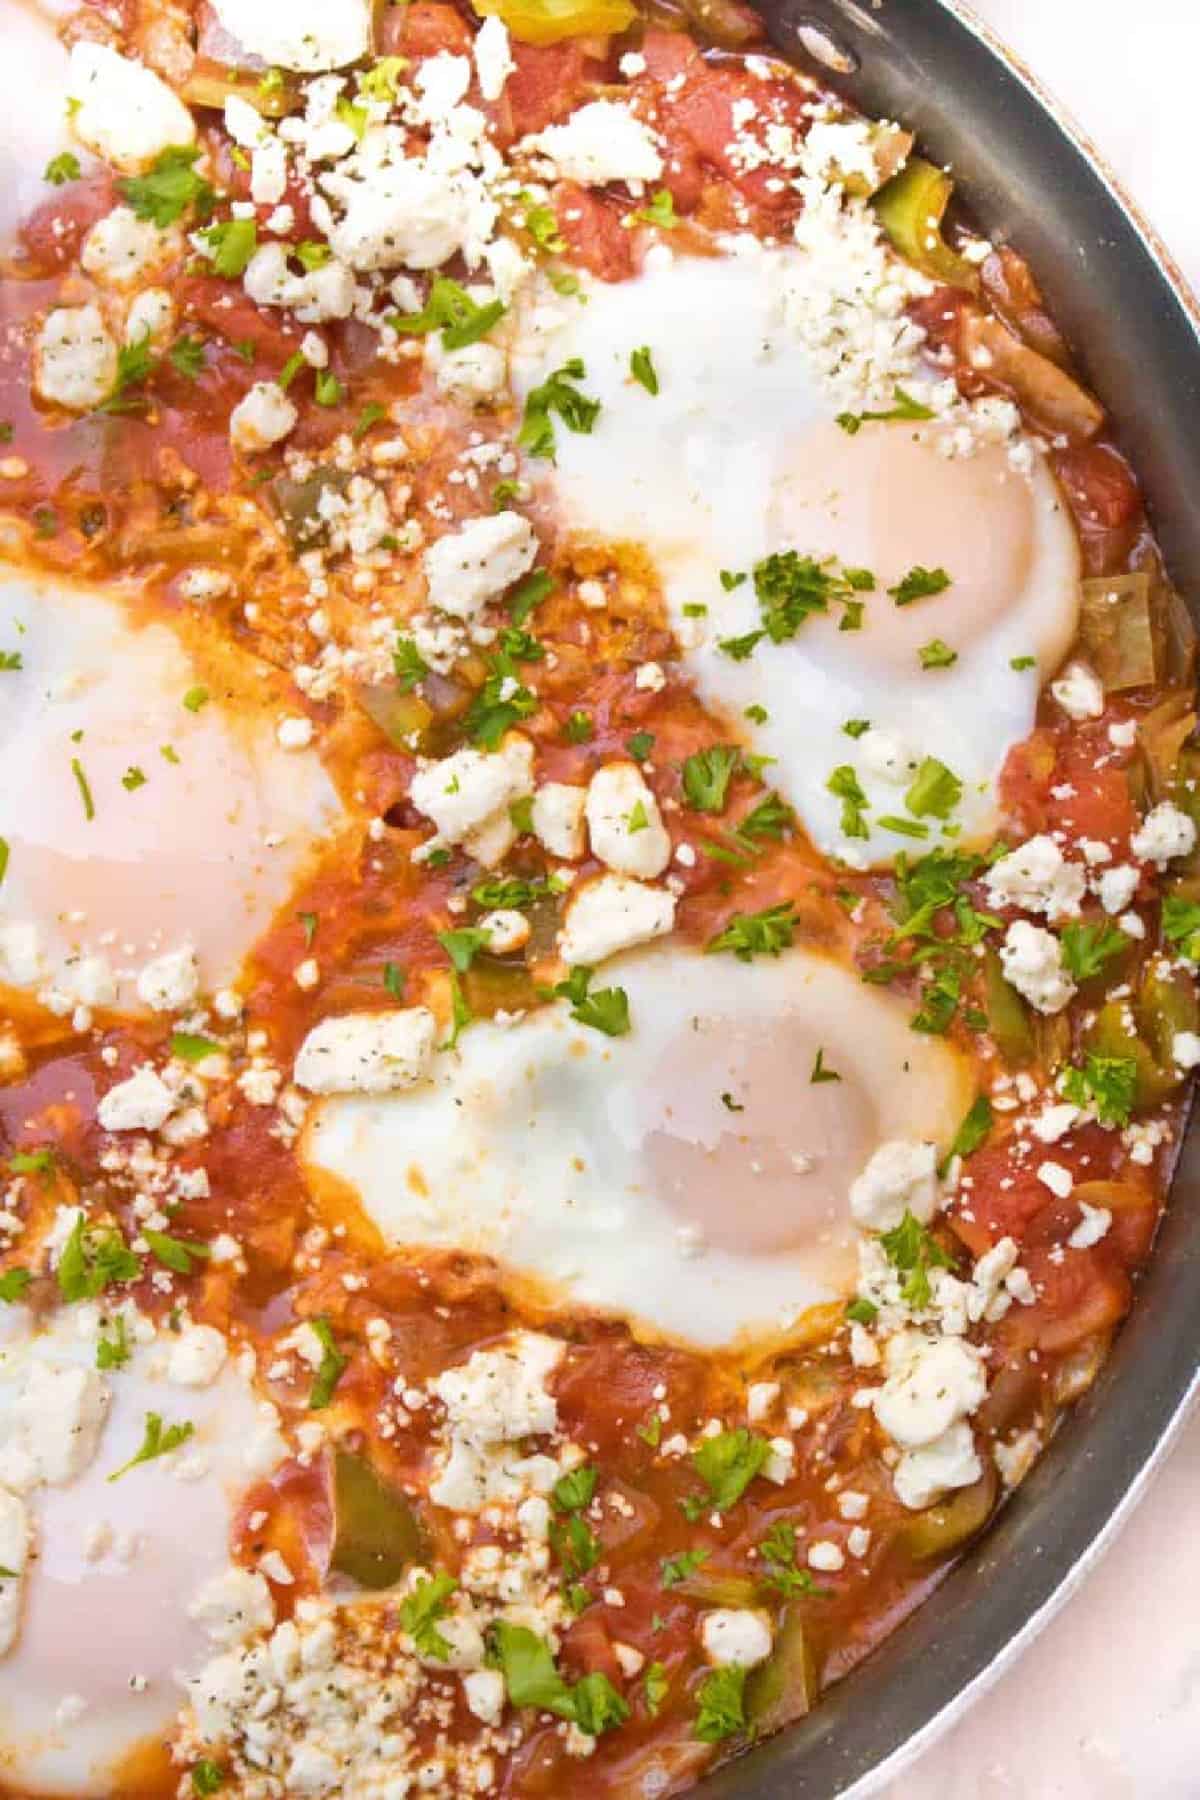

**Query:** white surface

left=881, top=4, right=1200, bottom=1796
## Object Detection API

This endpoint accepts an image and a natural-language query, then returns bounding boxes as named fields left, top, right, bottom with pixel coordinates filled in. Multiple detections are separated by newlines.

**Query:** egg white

left=0, top=572, right=339, bottom=1003
left=0, top=1306, right=283, bottom=1796
left=511, top=252, right=1080, bottom=866
left=303, top=943, right=973, bottom=1348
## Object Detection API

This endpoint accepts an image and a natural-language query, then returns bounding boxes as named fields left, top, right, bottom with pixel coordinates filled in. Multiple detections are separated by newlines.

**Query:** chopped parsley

left=682, top=745, right=741, bottom=814
left=393, top=634, right=429, bottom=693
left=684, top=1428, right=769, bottom=1519
left=196, top=217, right=258, bottom=279
left=889, top=565, right=951, bottom=606
left=314, top=369, right=343, bottom=407
left=827, top=764, right=870, bottom=839
left=706, top=903, right=797, bottom=962
left=522, top=197, right=565, bottom=252
left=634, top=189, right=677, bottom=230
left=947, top=1093, right=993, bottom=1161
left=307, top=1317, right=347, bottom=1410
left=552, top=1464, right=597, bottom=1512
left=143, top=1229, right=211, bottom=1275
left=845, top=1295, right=878, bottom=1326
left=517, top=358, right=600, bottom=460
left=44, top=151, right=81, bottom=186
left=297, top=911, right=318, bottom=947
left=438, top=927, right=492, bottom=973
left=918, top=638, right=958, bottom=669
left=630, top=345, right=659, bottom=395
left=904, top=756, right=962, bottom=821
left=507, top=568, right=555, bottom=626
left=759, top=1521, right=831, bottom=1597
left=489, top=1622, right=629, bottom=1735
left=353, top=402, right=386, bottom=442
left=191, top=1762, right=225, bottom=1796
left=107, top=1411, right=195, bottom=1482
left=1010, top=654, right=1037, bottom=672
left=694, top=1666, right=746, bottom=1742
left=96, top=1314, right=132, bottom=1370
left=660, top=1547, right=709, bottom=1588
left=551, top=966, right=631, bottom=1037
left=879, top=1209, right=955, bottom=1310
left=810, top=1048, right=840, bottom=1084
left=400, top=1571, right=457, bottom=1660
left=121, top=765, right=147, bottom=792
left=1163, top=893, right=1200, bottom=960
left=1062, top=1053, right=1137, bottom=1127
left=120, top=146, right=213, bottom=226
left=384, top=962, right=406, bottom=1000
left=643, top=1662, right=669, bottom=1716
left=0, top=1268, right=31, bottom=1303
left=183, top=684, right=209, bottom=714
left=626, top=730, right=655, bottom=762
left=1060, top=919, right=1129, bottom=982
left=168, top=336, right=206, bottom=381
left=58, top=1217, right=140, bottom=1303
left=563, top=709, right=594, bottom=743
left=835, top=385, right=935, bottom=434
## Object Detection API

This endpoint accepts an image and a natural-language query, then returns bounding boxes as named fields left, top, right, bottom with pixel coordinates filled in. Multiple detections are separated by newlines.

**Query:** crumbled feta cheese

left=1096, top=863, right=1139, bottom=915
left=849, top=1139, right=939, bottom=1232
left=807, top=1539, right=845, bottom=1573
left=893, top=1419, right=982, bottom=1510
left=423, top=512, right=537, bottom=620
left=98, top=1065, right=176, bottom=1132
left=3, top=1360, right=109, bottom=1490
left=873, top=1331, right=986, bottom=1450
left=432, top=338, right=508, bottom=403
left=1036, top=1159, right=1074, bottom=1200
left=1068, top=1199, right=1112, bottom=1249
left=136, top=945, right=199, bottom=1013
left=316, top=140, right=491, bottom=273
left=230, top=382, right=298, bottom=454
left=746, top=1381, right=779, bottom=1424
left=700, top=1609, right=773, bottom=1669
left=557, top=874, right=676, bottom=966
left=585, top=763, right=671, bottom=879
left=33, top=306, right=118, bottom=412
left=168, top=1324, right=228, bottom=1388
left=999, top=920, right=1075, bottom=1015
left=1174, top=1030, right=1200, bottom=1071
left=429, top=1332, right=563, bottom=1512
left=208, top=0, right=372, bottom=71
left=124, top=286, right=174, bottom=346
left=188, top=1565, right=275, bottom=1646
left=474, top=17, right=515, bottom=101
left=984, top=835, right=1086, bottom=921
left=243, top=243, right=356, bottom=323
left=277, top=716, right=315, bottom=751
left=81, top=206, right=177, bottom=287
left=462, top=1667, right=506, bottom=1724
left=858, top=729, right=917, bottom=785
left=66, top=42, right=196, bottom=173
left=1050, top=660, right=1105, bottom=721
left=0, top=1491, right=28, bottom=1655
left=294, top=1008, right=437, bottom=1096
left=477, top=909, right=530, bottom=955
left=1131, top=802, right=1198, bottom=868
left=410, top=734, right=534, bottom=865
left=526, top=101, right=663, bottom=187
left=532, top=782, right=587, bottom=860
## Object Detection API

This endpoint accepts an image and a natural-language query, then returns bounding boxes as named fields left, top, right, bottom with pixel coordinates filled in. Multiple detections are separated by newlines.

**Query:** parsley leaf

left=694, top=1666, right=746, bottom=1742
left=550, top=1511, right=600, bottom=1579
left=120, top=146, right=213, bottom=226
left=889, top=565, right=951, bottom=607
left=0, top=1268, right=31, bottom=1303
left=660, top=1547, right=709, bottom=1588
left=107, top=1411, right=194, bottom=1482
left=810, top=1048, right=840, bottom=1084
left=1163, top=893, right=1200, bottom=961
left=518, top=358, right=601, bottom=460
left=552, top=966, right=631, bottom=1037
left=634, top=189, right=677, bottom=230
left=643, top=1662, right=669, bottom=1716
left=44, top=151, right=81, bottom=186
left=905, top=757, right=962, bottom=821
left=307, top=1317, right=347, bottom=1410
left=1062, top=1053, right=1137, bottom=1127
left=489, top=1622, right=629, bottom=1734
left=827, top=764, right=870, bottom=839
left=630, top=346, right=659, bottom=395
left=686, top=1428, right=769, bottom=1518
left=168, top=336, right=206, bottom=381
left=96, top=1313, right=132, bottom=1370
left=948, top=1093, right=993, bottom=1160
left=389, top=276, right=506, bottom=350
left=682, top=745, right=741, bottom=814
left=143, top=1229, right=211, bottom=1275
left=191, top=1762, right=225, bottom=1796
left=1060, top=919, right=1129, bottom=982
left=57, top=1217, right=140, bottom=1303
left=918, top=638, right=958, bottom=670
left=835, top=385, right=935, bottom=434
left=393, top=634, right=429, bottom=694
left=552, top=1465, right=597, bottom=1512
left=758, top=1520, right=830, bottom=1597
left=879, top=1210, right=955, bottom=1310
left=400, top=1571, right=457, bottom=1661
left=438, top=927, right=492, bottom=973
left=706, top=903, right=797, bottom=962
left=197, top=217, right=258, bottom=278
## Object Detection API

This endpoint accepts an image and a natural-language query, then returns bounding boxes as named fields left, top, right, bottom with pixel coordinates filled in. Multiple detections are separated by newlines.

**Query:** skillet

left=697, top=2, right=1200, bottom=1792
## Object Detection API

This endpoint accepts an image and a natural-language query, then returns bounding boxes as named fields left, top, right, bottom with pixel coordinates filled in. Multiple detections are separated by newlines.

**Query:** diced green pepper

left=873, top=159, right=978, bottom=289
left=330, top=1450, right=426, bottom=1589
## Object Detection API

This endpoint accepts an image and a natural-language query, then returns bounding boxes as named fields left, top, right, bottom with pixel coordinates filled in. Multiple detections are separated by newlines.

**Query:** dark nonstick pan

left=699, top=2, right=1200, bottom=1794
